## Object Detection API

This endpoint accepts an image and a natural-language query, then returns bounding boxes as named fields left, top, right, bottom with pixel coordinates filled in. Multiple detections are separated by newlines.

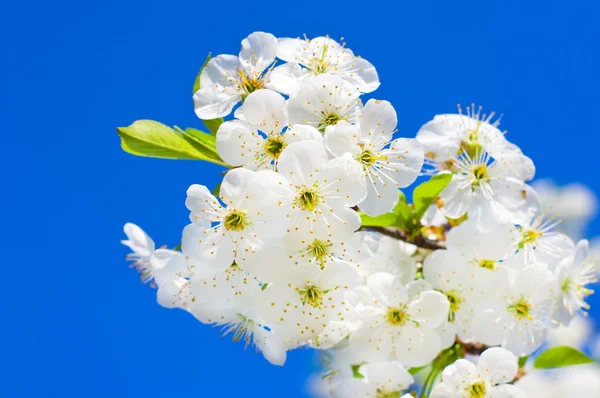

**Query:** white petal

left=408, top=290, right=450, bottom=328
left=366, top=272, right=408, bottom=306
left=336, top=57, right=380, bottom=93
left=122, top=223, right=155, bottom=256
left=242, top=89, right=288, bottom=134
left=284, top=124, right=323, bottom=145
left=185, top=184, right=221, bottom=226
left=253, top=325, right=287, bottom=366
left=194, top=54, right=241, bottom=119
left=439, top=175, right=473, bottom=218
left=360, top=361, right=414, bottom=391
left=324, top=121, right=361, bottom=158
left=275, top=37, right=305, bottom=63
left=319, top=154, right=367, bottom=206
left=379, top=137, right=425, bottom=187
left=395, top=325, right=442, bottom=367
left=267, top=63, right=308, bottom=95
left=478, top=347, right=518, bottom=385
left=320, top=261, right=360, bottom=290
left=239, top=32, right=277, bottom=76
left=277, top=140, right=328, bottom=186
left=215, top=120, right=263, bottom=168
left=416, top=115, right=463, bottom=162
left=359, top=99, right=397, bottom=142
left=220, top=167, right=256, bottom=205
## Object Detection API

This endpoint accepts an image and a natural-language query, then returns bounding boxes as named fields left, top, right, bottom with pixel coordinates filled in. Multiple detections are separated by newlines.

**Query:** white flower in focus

left=471, top=265, right=557, bottom=356
left=331, top=361, right=414, bottom=398
left=445, top=219, right=519, bottom=272
left=184, top=167, right=277, bottom=272
left=259, top=140, right=367, bottom=245
left=270, top=35, right=379, bottom=95
left=216, top=89, right=322, bottom=170
left=325, top=99, right=424, bottom=216
left=349, top=272, right=449, bottom=367
left=193, top=32, right=278, bottom=119
left=438, top=150, right=532, bottom=231
left=553, top=239, right=597, bottom=325
left=424, top=249, right=497, bottom=349
left=416, top=105, right=527, bottom=164
left=287, top=75, right=362, bottom=132
left=431, top=347, right=527, bottom=398
left=190, top=282, right=288, bottom=366
left=260, top=261, right=360, bottom=348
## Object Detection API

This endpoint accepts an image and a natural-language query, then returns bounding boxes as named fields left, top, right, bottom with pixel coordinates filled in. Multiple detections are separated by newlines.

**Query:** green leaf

left=351, top=364, right=364, bottom=379
left=177, top=127, right=220, bottom=157
left=534, top=346, right=593, bottom=369
left=193, top=53, right=211, bottom=94
left=118, top=120, right=228, bottom=166
left=412, top=173, right=453, bottom=220
left=203, top=118, right=224, bottom=136
left=360, top=191, right=415, bottom=230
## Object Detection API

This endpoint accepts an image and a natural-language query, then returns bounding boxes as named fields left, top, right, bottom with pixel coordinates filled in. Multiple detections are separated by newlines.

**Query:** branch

left=362, top=226, right=445, bottom=251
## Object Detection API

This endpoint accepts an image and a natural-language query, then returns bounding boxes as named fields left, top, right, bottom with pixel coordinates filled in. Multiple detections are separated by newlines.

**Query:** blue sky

left=2, top=0, right=600, bottom=396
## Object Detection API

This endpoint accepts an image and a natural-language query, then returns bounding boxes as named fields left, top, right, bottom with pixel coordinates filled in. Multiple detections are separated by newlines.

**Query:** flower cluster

left=120, top=32, right=598, bottom=397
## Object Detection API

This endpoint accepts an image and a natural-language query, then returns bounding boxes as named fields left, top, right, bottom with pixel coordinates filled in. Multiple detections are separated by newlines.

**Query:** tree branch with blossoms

left=118, top=32, right=598, bottom=398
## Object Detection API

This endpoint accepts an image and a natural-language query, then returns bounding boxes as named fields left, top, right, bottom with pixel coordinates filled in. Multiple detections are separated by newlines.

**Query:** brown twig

left=362, top=226, right=446, bottom=251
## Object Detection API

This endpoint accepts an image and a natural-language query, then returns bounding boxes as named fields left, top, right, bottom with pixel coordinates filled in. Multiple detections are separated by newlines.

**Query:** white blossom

left=325, top=99, right=424, bottom=216
left=270, top=35, right=379, bottom=95
left=431, top=347, right=527, bottom=398
left=193, top=32, right=278, bottom=119
left=216, top=89, right=322, bottom=170
left=287, top=75, right=362, bottom=132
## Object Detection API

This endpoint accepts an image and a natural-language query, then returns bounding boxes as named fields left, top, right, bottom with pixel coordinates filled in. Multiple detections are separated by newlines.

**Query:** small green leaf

left=518, top=355, right=528, bottom=368
left=193, top=53, right=211, bottom=94
left=261, top=283, right=269, bottom=291
left=412, top=173, right=453, bottom=220
left=118, top=120, right=228, bottom=166
left=203, top=118, right=224, bottom=136
left=351, top=364, right=364, bottom=379
left=409, top=365, right=428, bottom=375
left=534, top=346, right=593, bottom=369
left=360, top=191, right=415, bottom=231
left=213, top=182, right=222, bottom=198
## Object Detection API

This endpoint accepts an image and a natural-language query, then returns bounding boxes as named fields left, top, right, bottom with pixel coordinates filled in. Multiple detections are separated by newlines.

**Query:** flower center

left=306, top=239, right=333, bottom=269
left=468, top=382, right=487, bottom=398
left=318, top=111, right=343, bottom=132
left=385, top=306, right=409, bottom=326
left=561, top=277, right=573, bottom=294
left=472, top=164, right=489, bottom=182
left=518, top=229, right=543, bottom=249
left=298, top=284, right=324, bottom=308
left=445, top=290, right=462, bottom=322
left=309, top=44, right=331, bottom=75
left=356, top=148, right=380, bottom=168
left=376, top=390, right=401, bottom=398
left=224, top=210, right=250, bottom=231
left=294, top=186, right=322, bottom=211
left=508, top=297, right=533, bottom=321
left=238, top=70, right=265, bottom=100
left=478, top=259, right=497, bottom=270
left=264, top=135, right=286, bottom=159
